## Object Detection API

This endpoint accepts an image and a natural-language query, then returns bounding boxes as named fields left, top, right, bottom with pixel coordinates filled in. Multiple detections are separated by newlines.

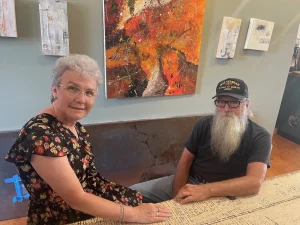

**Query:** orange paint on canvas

left=104, top=0, right=206, bottom=98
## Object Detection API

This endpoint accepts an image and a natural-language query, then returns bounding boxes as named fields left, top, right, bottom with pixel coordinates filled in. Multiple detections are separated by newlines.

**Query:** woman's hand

left=130, top=203, right=172, bottom=224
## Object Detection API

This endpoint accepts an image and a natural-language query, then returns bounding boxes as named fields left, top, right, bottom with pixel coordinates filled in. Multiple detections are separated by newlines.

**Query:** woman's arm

left=31, top=155, right=171, bottom=223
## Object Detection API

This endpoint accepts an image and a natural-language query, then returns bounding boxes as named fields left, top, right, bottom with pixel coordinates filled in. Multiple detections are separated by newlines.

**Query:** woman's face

left=52, top=69, right=98, bottom=123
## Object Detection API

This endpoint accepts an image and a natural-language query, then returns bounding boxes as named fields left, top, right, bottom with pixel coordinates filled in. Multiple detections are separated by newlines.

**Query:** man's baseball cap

left=212, top=78, right=248, bottom=100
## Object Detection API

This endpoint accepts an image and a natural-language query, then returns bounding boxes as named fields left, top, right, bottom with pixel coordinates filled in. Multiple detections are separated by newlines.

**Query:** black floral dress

left=5, top=113, right=142, bottom=225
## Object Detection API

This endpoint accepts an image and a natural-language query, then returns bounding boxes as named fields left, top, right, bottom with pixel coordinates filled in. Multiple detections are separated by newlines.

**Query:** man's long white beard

left=211, top=106, right=249, bottom=162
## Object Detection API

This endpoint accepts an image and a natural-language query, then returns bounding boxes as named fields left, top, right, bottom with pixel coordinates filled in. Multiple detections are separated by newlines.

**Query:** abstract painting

left=103, top=0, right=206, bottom=98
left=216, top=17, right=241, bottom=59
left=39, top=0, right=69, bottom=56
left=0, top=0, right=17, bottom=37
left=244, top=18, right=274, bottom=51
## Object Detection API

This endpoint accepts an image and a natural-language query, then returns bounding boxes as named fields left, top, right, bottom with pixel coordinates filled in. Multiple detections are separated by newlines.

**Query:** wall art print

left=39, top=0, right=69, bottom=56
left=103, top=0, right=206, bottom=98
left=0, top=0, right=17, bottom=37
left=244, top=18, right=274, bottom=51
left=216, top=16, right=241, bottom=59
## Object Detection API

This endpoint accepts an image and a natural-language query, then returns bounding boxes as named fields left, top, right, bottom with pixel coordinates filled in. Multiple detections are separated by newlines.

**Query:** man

left=130, top=78, right=272, bottom=204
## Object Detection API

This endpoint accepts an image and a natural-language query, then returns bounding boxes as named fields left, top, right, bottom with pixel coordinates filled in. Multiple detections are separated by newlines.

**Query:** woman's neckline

left=38, top=113, right=79, bottom=139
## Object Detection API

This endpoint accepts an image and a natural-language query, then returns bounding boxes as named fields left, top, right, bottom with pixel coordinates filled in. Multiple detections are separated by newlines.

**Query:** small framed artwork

left=39, top=0, right=69, bottom=56
left=216, top=16, right=242, bottom=59
left=244, top=18, right=275, bottom=51
left=0, top=0, right=18, bottom=37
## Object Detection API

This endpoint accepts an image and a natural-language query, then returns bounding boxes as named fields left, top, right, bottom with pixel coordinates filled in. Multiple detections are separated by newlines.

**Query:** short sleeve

left=5, top=123, right=70, bottom=165
left=184, top=117, right=208, bottom=156
left=248, top=131, right=272, bottom=168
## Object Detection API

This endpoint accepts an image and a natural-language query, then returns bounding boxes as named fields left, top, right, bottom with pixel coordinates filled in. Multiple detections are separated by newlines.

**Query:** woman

left=5, top=54, right=171, bottom=225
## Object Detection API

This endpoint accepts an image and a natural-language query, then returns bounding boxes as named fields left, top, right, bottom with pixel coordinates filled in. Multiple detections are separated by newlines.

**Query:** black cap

left=212, top=78, right=248, bottom=100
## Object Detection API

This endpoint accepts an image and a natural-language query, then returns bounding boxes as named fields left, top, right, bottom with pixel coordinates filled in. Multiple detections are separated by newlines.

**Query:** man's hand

left=174, top=184, right=210, bottom=204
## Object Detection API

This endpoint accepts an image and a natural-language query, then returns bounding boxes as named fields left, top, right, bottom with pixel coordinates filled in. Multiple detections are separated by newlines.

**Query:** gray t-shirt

left=185, top=116, right=272, bottom=183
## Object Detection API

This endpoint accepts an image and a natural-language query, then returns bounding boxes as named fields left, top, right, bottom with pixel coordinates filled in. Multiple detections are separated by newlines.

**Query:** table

left=70, top=171, right=300, bottom=225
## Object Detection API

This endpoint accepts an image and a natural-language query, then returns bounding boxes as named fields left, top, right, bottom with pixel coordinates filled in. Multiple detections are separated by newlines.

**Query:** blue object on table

left=4, top=174, right=30, bottom=203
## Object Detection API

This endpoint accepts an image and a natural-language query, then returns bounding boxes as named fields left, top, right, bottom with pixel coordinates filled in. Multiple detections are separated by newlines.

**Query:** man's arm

left=172, top=148, right=195, bottom=198
left=174, top=162, right=267, bottom=204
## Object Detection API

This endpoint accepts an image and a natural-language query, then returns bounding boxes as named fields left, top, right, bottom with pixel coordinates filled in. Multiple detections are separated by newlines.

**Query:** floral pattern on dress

left=5, top=113, right=142, bottom=225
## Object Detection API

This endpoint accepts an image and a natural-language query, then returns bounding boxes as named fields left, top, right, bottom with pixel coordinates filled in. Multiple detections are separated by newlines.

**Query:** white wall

left=1, top=0, right=299, bottom=134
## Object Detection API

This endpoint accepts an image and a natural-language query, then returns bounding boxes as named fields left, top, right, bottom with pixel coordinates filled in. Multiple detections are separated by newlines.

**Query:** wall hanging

left=39, top=0, right=69, bottom=56
left=244, top=18, right=274, bottom=51
left=103, top=0, right=206, bottom=98
left=0, top=0, right=17, bottom=37
left=216, top=16, right=241, bottom=59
